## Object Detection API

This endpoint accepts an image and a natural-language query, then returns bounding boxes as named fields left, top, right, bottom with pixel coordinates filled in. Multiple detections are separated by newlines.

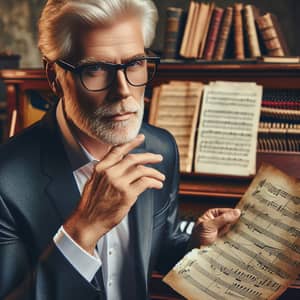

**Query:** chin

left=92, top=119, right=142, bottom=145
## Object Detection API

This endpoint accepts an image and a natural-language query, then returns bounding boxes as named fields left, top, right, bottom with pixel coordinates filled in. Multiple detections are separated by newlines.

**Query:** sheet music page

left=163, top=164, right=300, bottom=300
left=194, top=81, right=262, bottom=176
left=153, top=81, right=203, bottom=172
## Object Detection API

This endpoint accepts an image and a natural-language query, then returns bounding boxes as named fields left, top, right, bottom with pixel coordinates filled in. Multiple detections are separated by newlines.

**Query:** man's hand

left=64, top=134, right=165, bottom=254
left=189, top=208, right=241, bottom=249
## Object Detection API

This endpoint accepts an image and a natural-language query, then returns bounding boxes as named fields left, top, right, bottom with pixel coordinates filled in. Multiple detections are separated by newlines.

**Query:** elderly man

left=0, top=0, right=240, bottom=299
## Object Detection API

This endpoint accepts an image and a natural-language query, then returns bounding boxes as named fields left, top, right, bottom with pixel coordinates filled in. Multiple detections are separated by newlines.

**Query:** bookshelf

left=0, top=65, right=300, bottom=299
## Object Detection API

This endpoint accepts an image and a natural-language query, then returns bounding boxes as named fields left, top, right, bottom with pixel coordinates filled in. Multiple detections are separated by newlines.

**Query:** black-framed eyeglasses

left=55, top=56, right=160, bottom=92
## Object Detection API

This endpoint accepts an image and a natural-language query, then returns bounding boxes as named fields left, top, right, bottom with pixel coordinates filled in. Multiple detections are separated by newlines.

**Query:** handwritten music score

left=194, top=81, right=262, bottom=176
left=163, top=164, right=300, bottom=300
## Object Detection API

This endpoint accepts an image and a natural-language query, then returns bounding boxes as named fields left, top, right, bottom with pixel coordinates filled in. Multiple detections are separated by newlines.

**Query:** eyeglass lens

left=81, top=59, right=156, bottom=91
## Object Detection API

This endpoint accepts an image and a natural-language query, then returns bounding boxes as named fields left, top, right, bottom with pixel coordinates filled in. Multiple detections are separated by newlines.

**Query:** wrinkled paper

left=164, top=164, right=300, bottom=299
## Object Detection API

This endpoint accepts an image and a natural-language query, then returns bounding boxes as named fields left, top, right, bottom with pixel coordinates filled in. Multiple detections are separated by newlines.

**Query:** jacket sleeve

left=0, top=195, right=104, bottom=300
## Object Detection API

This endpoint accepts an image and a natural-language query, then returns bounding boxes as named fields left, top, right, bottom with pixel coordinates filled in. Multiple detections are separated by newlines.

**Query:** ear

left=44, top=58, right=63, bottom=97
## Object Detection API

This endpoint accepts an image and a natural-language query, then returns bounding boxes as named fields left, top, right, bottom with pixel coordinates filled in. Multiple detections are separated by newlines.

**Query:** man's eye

left=83, top=64, right=106, bottom=76
left=86, top=64, right=103, bottom=72
left=128, top=59, right=145, bottom=68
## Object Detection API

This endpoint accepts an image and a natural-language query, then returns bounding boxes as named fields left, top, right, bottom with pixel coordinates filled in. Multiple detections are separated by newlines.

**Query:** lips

left=107, top=111, right=136, bottom=121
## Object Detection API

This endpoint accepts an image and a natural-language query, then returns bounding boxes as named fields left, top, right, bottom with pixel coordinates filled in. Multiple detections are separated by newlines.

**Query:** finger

left=207, top=209, right=241, bottom=230
left=131, top=176, right=164, bottom=195
left=109, top=153, right=163, bottom=177
left=95, top=134, right=145, bottom=172
left=125, top=165, right=165, bottom=184
left=199, top=207, right=239, bottom=222
left=218, top=223, right=232, bottom=236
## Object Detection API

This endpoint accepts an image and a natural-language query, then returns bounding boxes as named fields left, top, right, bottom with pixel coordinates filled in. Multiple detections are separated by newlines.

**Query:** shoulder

left=0, top=122, right=43, bottom=162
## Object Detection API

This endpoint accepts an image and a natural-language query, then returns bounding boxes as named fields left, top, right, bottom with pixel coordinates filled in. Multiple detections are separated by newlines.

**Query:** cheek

left=132, top=86, right=145, bottom=103
left=73, top=81, right=107, bottom=111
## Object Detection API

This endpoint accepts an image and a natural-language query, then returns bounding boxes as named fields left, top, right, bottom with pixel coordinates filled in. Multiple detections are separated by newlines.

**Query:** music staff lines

left=204, top=109, right=254, bottom=117
left=193, top=262, right=264, bottom=300
left=227, top=235, right=290, bottom=279
left=202, top=255, right=280, bottom=291
left=212, top=244, right=283, bottom=282
left=181, top=274, right=227, bottom=300
left=240, top=216, right=300, bottom=254
left=254, top=194, right=300, bottom=224
left=244, top=204, right=300, bottom=238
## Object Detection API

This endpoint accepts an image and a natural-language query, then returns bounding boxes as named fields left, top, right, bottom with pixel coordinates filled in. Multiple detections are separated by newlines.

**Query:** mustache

left=93, top=102, right=140, bottom=118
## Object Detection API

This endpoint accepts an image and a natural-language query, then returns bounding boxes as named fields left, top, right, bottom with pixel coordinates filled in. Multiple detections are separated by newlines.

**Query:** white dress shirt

left=53, top=101, right=137, bottom=300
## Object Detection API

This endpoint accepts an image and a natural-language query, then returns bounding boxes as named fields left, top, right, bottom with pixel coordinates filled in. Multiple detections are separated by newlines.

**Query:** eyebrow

left=77, top=53, right=146, bottom=66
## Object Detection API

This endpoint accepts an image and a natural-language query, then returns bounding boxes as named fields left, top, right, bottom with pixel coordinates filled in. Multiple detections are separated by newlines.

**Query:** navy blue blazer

left=0, top=110, right=189, bottom=300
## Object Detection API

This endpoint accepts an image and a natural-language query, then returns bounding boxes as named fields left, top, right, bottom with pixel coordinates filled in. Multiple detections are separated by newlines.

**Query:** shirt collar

left=56, top=99, right=97, bottom=171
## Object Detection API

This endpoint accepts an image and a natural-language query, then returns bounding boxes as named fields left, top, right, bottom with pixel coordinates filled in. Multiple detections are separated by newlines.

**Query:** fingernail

left=137, top=134, right=145, bottom=140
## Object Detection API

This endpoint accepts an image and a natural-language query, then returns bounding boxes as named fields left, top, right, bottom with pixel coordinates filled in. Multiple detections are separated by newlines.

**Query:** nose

left=109, top=69, right=131, bottom=102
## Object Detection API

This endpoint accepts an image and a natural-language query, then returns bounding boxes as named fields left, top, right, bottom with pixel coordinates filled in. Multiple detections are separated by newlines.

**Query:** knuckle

left=136, top=164, right=146, bottom=172
left=110, top=148, right=123, bottom=160
left=126, top=154, right=136, bottom=163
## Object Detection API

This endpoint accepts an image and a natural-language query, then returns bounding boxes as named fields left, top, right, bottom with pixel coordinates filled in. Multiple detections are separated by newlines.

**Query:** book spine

left=256, top=13, right=286, bottom=57
left=233, top=3, right=245, bottom=59
left=185, top=2, right=201, bottom=57
left=179, top=1, right=196, bottom=57
left=163, top=7, right=185, bottom=59
left=197, top=3, right=215, bottom=58
left=190, top=3, right=210, bottom=58
left=213, top=6, right=233, bottom=60
left=203, top=7, right=224, bottom=60
left=243, top=5, right=261, bottom=57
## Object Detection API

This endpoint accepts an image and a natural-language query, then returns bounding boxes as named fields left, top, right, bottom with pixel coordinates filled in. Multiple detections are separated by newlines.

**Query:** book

left=259, top=56, right=299, bottom=63
left=189, top=2, right=210, bottom=58
left=197, top=2, right=216, bottom=58
left=233, top=3, right=245, bottom=59
left=256, top=13, right=290, bottom=57
left=163, top=7, right=185, bottom=59
left=243, top=4, right=261, bottom=58
left=179, top=1, right=197, bottom=57
left=203, top=7, right=224, bottom=60
left=213, top=6, right=233, bottom=60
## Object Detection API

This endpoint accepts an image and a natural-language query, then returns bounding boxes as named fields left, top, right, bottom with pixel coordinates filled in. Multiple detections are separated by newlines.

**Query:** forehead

left=72, top=16, right=145, bottom=63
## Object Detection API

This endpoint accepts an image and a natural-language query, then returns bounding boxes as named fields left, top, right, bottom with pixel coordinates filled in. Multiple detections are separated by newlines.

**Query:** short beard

left=64, top=95, right=144, bottom=145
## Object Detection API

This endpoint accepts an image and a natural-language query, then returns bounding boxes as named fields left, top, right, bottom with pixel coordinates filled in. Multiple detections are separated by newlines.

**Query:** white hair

left=38, top=0, right=158, bottom=61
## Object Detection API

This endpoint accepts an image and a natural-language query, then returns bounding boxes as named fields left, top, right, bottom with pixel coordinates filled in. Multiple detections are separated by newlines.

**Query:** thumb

left=212, top=208, right=241, bottom=230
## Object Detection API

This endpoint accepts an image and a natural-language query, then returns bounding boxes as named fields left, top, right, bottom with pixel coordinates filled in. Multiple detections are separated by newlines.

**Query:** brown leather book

left=233, top=3, right=245, bottom=59
left=203, top=7, right=224, bottom=60
left=213, top=6, right=233, bottom=60
left=163, top=7, right=185, bottom=59
left=243, top=4, right=261, bottom=58
left=256, top=13, right=290, bottom=57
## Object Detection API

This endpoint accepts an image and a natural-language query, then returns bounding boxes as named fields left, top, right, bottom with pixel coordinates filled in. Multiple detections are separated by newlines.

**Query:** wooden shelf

left=151, top=62, right=300, bottom=89
left=179, top=151, right=300, bottom=199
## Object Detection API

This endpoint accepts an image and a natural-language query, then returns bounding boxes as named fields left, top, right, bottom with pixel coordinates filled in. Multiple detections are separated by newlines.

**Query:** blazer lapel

left=40, top=111, right=80, bottom=223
